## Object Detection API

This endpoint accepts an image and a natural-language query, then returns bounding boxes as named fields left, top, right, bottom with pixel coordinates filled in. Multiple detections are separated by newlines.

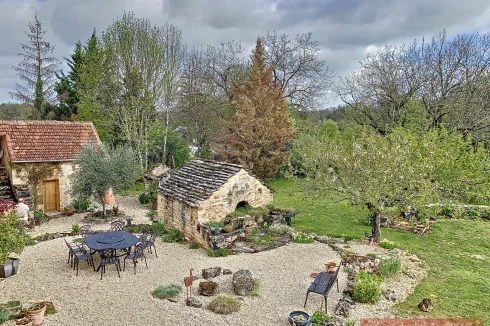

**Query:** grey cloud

left=1, top=0, right=490, bottom=105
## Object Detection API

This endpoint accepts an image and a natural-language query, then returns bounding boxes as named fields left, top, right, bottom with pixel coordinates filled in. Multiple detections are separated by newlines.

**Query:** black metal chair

left=98, top=249, right=121, bottom=280
left=304, top=263, right=341, bottom=313
left=139, top=233, right=158, bottom=258
left=64, top=238, right=85, bottom=267
left=110, top=220, right=125, bottom=231
left=123, top=243, right=148, bottom=275
left=72, top=244, right=95, bottom=276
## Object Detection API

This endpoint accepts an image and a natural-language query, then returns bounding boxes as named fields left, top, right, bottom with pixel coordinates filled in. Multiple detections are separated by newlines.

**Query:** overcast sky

left=1, top=0, right=490, bottom=106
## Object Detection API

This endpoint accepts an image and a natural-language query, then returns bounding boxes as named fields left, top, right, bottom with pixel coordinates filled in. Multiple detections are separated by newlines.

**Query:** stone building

left=157, top=159, right=273, bottom=242
left=0, top=120, right=100, bottom=211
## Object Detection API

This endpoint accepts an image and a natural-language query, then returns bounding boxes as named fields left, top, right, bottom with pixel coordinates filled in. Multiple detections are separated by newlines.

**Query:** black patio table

left=84, top=231, right=139, bottom=251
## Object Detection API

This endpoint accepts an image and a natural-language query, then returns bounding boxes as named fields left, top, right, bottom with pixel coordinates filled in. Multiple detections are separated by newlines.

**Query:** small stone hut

left=0, top=120, right=100, bottom=211
left=157, top=159, right=273, bottom=242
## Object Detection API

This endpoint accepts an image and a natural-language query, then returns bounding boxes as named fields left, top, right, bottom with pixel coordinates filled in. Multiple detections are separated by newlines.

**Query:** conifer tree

left=213, top=39, right=296, bottom=179
left=10, top=13, right=60, bottom=116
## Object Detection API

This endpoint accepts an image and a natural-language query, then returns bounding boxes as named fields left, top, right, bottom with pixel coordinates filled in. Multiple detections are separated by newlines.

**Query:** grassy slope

left=268, top=178, right=490, bottom=323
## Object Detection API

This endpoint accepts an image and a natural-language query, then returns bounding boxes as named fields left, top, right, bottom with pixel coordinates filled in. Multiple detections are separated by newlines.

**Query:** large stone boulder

left=202, top=267, right=221, bottom=279
left=232, top=269, right=253, bottom=296
left=185, top=297, right=203, bottom=308
left=198, top=281, right=219, bottom=296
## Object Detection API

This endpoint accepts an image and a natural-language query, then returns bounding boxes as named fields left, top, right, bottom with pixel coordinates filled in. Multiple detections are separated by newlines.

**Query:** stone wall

left=157, top=192, right=201, bottom=243
left=11, top=162, right=75, bottom=211
left=197, top=169, right=273, bottom=222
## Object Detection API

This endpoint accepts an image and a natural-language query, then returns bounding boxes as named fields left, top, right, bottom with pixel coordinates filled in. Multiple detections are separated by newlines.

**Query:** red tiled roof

left=0, top=120, right=100, bottom=162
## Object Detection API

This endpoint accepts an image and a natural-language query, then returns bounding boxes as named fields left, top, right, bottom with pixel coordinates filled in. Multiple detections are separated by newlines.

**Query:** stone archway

left=235, top=200, right=250, bottom=210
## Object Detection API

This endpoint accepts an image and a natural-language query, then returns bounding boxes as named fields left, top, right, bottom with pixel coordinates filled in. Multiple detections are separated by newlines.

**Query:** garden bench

left=303, top=264, right=340, bottom=313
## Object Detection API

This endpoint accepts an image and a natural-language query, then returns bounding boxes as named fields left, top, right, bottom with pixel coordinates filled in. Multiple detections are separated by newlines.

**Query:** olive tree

left=70, top=143, right=140, bottom=214
left=292, top=126, right=439, bottom=242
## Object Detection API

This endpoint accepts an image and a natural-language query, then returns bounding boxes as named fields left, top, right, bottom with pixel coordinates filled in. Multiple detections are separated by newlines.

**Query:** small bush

left=188, top=242, right=200, bottom=249
left=139, top=192, right=150, bottom=204
left=268, top=224, right=294, bottom=235
left=161, top=228, right=183, bottom=243
left=149, top=222, right=165, bottom=237
left=147, top=180, right=159, bottom=204
left=152, top=284, right=182, bottom=299
left=439, top=205, right=455, bottom=218
left=247, top=279, right=260, bottom=297
left=377, top=258, right=401, bottom=278
left=206, top=221, right=224, bottom=228
left=207, top=295, right=241, bottom=314
left=344, top=321, right=356, bottom=326
left=72, top=224, right=80, bottom=234
left=0, top=307, right=9, bottom=323
left=352, top=271, right=383, bottom=303
left=292, top=231, right=314, bottom=243
left=379, top=239, right=395, bottom=250
left=310, top=310, right=330, bottom=324
left=462, top=209, right=481, bottom=220
left=207, top=248, right=230, bottom=257
left=71, top=198, right=91, bottom=211
left=366, top=253, right=376, bottom=259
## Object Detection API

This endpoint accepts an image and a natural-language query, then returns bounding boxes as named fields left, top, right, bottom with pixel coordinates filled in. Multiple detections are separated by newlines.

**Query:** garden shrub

left=0, top=307, right=9, bottom=323
left=207, top=295, right=240, bottom=314
left=71, top=198, right=91, bottom=211
left=0, top=212, right=27, bottom=263
left=352, top=271, right=383, bottom=303
left=292, top=231, right=314, bottom=243
left=188, top=242, right=200, bottom=249
left=310, top=310, right=330, bottom=324
left=462, top=209, right=481, bottom=220
left=379, top=239, right=395, bottom=249
left=149, top=222, right=165, bottom=237
left=268, top=224, right=294, bottom=235
left=480, top=209, right=490, bottom=220
left=161, top=228, right=183, bottom=243
left=147, top=180, right=159, bottom=204
left=207, top=248, right=230, bottom=257
left=377, top=258, right=401, bottom=278
left=151, top=284, right=182, bottom=299
left=71, top=224, right=80, bottom=234
left=139, top=192, right=150, bottom=204
left=439, top=205, right=456, bottom=218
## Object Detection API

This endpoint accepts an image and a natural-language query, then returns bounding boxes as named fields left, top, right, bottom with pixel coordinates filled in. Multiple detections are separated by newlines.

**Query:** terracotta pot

left=324, top=261, right=337, bottom=273
left=26, top=303, right=46, bottom=326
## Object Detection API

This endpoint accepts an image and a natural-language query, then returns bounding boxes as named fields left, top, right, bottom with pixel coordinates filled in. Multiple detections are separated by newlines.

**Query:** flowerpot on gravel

left=26, top=302, right=46, bottom=326
left=0, top=260, right=14, bottom=278
left=10, top=258, right=20, bottom=275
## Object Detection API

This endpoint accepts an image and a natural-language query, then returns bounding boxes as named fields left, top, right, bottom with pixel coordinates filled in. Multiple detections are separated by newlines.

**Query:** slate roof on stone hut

left=0, top=120, right=100, bottom=163
left=158, top=159, right=271, bottom=207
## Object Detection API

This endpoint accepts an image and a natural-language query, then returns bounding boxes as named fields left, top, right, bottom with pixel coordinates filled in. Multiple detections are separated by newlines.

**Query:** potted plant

left=15, top=318, right=32, bottom=326
left=0, top=307, right=9, bottom=326
left=26, top=302, right=46, bottom=326
left=0, top=212, right=26, bottom=278
left=223, top=224, right=233, bottom=233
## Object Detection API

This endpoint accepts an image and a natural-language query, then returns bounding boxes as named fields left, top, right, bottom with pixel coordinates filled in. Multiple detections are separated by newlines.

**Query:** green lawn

left=268, top=178, right=490, bottom=323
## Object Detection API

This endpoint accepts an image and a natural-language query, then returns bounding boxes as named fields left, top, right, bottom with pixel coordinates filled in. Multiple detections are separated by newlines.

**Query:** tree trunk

left=101, top=198, right=106, bottom=216
left=367, top=202, right=381, bottom=243
left=371, top=212, right=381, bottom=243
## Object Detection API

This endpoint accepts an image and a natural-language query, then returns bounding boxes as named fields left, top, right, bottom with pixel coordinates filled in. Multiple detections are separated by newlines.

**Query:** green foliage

left=247, top=279, right=260, bottom=297
left=343, top=321, right=356, bottom=326
left=379, top=239, right=395, bottom=250
left=207, top=295, right=240, bottom=314
left=149, top=222, right=165, bottom=237
left=139, top=192, right=150, bottom=204
left=161, top=229, right=183, bottom=243
left=0, top=307, right=9, bottom=323
left=70, top=143, right=140, bottom=214
left=72, top=224, right=80, bottom=234
left=462, top=209, right=481, bottom=220
left=188, top=242, right=200, bottom=249
left=439, top=205, right=456, bottom=219
left=377, top=258, right=401, bottom=278
left=0, top=212, right=26, bottom=264
left=148, top=123, right=190, bottom=168
left=147, top=210, right=157, bottom=220
left=71, top=198, right=91, bottom=211
left=292, top=231, right=315, bottom=243
left=352, top=271, right=383, bottom=303
left=206, top=248, right=230, bottom=257
left=310, top=310, right=330, bottom=324
left=206, top=221, right=224, bottom=228
left=366, top=253, right=376, bottom=259
left=121, top=181, right=145, bottom=196
left=151, top=284, right=182, bottom=299
left=147, top=180, right=159, bottom=204
left=228, top=205, right=268, bottom=219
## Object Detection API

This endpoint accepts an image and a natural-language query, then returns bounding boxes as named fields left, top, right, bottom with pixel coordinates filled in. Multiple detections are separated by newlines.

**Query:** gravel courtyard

left=2, top=197, right=345, bottom=326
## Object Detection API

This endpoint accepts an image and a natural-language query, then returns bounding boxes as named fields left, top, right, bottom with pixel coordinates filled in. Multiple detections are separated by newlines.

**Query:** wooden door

left=44, top=180, right=60, bottom=211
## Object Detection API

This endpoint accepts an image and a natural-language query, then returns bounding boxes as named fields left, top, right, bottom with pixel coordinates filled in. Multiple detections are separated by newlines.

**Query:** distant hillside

left=0, top=103, right=33, bottom=120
